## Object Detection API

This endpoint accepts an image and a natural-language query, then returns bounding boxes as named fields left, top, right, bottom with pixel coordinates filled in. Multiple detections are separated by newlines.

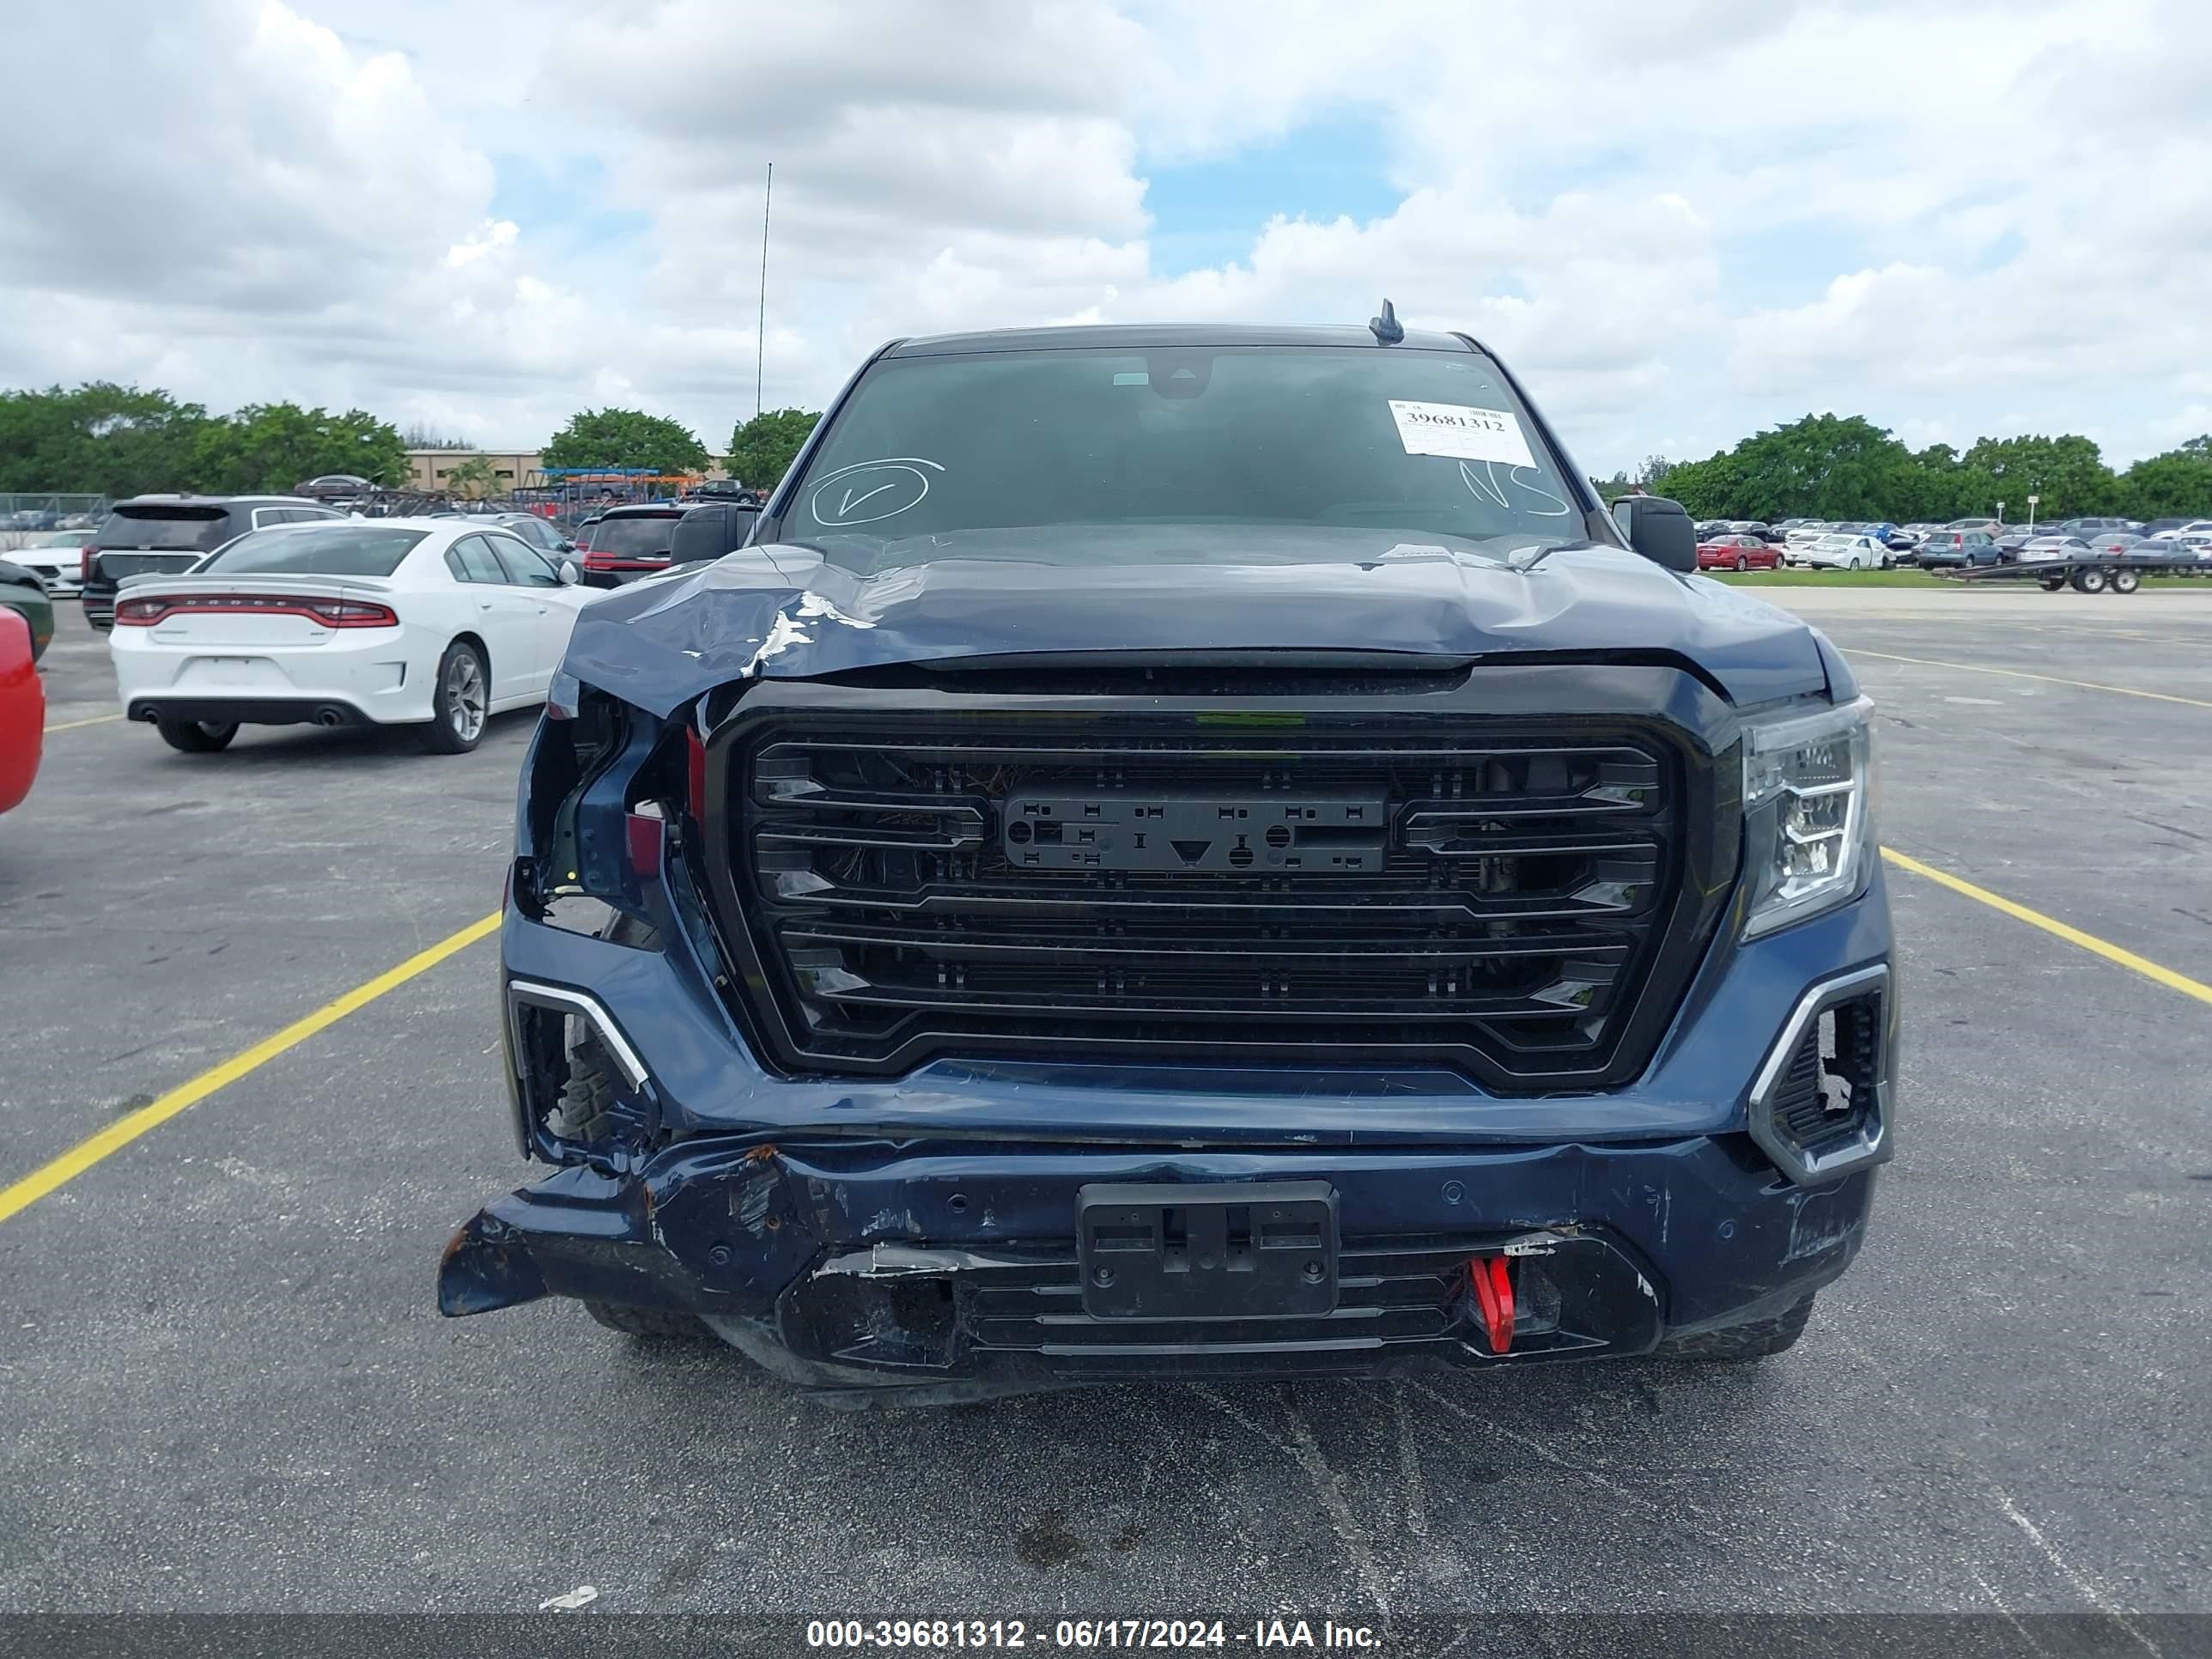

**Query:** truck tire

left=583, top=1300, right=712, bottom=1340
left=544, top=1036, right=620, bottom=1143
left=155, top=718, right=239, bottom=753
left=2109, top=568, right=2140, bottom=594
left=2038, top=574, right=2066, bottom=591
left=2070, top=567, right=2107, bottom=593
left=1656, top=1293, right=1814, bottom=1361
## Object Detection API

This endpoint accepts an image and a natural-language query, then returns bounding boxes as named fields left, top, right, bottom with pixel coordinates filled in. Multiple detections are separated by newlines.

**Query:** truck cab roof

left=884, top=323, right=1482, bottom=357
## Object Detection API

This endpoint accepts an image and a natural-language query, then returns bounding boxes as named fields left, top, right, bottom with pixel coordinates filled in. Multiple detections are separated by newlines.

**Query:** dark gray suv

left=82, top=495, right=345, bottom=629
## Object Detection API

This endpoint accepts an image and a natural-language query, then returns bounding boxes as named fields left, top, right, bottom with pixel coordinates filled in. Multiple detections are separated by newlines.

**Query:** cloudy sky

left=3, top=0, right=2207, bottom=474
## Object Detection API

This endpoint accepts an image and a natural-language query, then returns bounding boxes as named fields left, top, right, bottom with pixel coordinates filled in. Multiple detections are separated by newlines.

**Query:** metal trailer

left=1936, top=551, right=2203, bottom=594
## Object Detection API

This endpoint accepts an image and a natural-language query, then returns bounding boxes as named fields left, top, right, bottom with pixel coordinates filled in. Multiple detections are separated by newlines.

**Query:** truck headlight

left=1741, top=695, right=1876, bottom=939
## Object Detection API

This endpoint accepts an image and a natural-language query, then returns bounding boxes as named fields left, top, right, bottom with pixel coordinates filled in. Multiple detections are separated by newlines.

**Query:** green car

left=0, top=560, right=55, bottom=662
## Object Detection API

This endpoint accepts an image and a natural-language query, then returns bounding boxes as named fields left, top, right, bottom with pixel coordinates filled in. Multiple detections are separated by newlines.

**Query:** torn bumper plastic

left=438, top=1134, right=1875, bottom=1401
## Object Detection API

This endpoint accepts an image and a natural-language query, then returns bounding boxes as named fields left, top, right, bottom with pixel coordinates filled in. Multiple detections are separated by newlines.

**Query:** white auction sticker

left=1388, top=400, right=1536, bottom=467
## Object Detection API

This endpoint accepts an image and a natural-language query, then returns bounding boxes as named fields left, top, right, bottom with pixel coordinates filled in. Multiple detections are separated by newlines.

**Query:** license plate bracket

left=1076, top=1181, right=1339, bottom=1320
left=1003, top=793, right=1387, bottom=873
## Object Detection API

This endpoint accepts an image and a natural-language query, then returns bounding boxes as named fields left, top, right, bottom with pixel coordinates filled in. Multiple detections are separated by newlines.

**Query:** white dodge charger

left=109, top=517, right=599, bottom=755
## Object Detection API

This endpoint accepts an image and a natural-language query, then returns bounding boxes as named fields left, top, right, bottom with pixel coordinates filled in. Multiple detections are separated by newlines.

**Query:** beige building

left=402, top=449, right=732, bottom=494
left=403, top=449, right=544, bottom=492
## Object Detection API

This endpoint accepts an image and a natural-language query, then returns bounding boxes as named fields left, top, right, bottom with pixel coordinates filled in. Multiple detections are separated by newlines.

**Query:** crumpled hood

left=560, top=526, right=1833, bottom=715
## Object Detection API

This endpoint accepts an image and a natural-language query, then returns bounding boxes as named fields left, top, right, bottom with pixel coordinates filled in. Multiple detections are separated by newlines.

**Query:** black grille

left=965, top=1242, right=1507, bottom=1358
left=775, top=1234, right=1666, bottom=1375
left=704, top=674, right=1732, bottom=1089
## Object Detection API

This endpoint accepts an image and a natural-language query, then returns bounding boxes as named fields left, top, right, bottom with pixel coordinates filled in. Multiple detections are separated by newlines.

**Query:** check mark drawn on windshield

left=838, top=481, right=900, bottom=516
left=808, top=457, right=945, bottom=528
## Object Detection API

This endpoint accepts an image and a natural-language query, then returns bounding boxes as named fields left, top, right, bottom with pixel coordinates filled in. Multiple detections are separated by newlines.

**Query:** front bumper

left=440, top=1134, right=1875, bottom=1404
left=441, top=872, right=1893, bottom=1401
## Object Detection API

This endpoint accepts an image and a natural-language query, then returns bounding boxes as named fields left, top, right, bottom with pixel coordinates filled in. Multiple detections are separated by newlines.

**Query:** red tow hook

left=1471, top=1255, right=1516, bottom=1354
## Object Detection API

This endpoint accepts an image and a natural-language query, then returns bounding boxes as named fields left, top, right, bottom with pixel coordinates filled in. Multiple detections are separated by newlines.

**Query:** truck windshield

left=782, top=345, right=1588, bottom=566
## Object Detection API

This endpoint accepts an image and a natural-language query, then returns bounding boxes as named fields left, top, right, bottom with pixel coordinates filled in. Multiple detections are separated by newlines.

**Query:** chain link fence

left=0, top=494, right=110, bottom=552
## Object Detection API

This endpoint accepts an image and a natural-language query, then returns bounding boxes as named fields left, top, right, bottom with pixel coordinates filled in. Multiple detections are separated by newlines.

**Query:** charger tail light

left=112, top=595, right=401, bottom=628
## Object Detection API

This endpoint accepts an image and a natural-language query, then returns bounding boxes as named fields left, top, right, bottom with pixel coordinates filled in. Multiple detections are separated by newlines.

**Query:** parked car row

left=1695, top=518, right=1914, bottom=563
left=55, top=488, right=768, bottom=758
left=1913, top=522, right=2212, bottom=569
left=1690, top=512, right=2212, bottom=573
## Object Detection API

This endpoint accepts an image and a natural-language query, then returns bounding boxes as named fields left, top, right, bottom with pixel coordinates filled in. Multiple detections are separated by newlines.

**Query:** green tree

left=191, top=403, right=406, bottom=494
left=725, top=408, right=820, bottom=492
left=1899, top=444, right=1970, bottom=521
left=1956, top=434, right=2118, bottom=523
left=543, top=408, right=710, bottom=475
left=401, top=422, right=475, bottom=449
left=2119, top=436, right=2212, bottom=520
left=1747, top=416, right=1918, bottom=520
left=1650, top=415, right=1933, bottom=521
left=1649, top=452, right=1743, bottom=518
left=0, top=383, right=213, bottom=495
left=441, top=455, right=501, bottom=500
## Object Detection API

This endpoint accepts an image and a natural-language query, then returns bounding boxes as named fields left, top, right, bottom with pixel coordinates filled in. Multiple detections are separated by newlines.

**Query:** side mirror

left=556, top=559, right=581, bottom=586
left=1612, top=495, right=1698, bottom=573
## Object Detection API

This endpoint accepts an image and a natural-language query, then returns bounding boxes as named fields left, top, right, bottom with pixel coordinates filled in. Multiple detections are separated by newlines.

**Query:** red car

left=0, top=606, right=43, bottom=815
left=1696, top=532, right=1779, bottom=572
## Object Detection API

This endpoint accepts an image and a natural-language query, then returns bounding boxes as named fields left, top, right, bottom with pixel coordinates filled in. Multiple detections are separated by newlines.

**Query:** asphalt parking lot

left=2, top=591, right=2207, bottom=1624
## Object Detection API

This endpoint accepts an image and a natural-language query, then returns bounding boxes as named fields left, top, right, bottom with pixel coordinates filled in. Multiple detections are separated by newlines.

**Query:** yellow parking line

left=1882, top=848, right=2212, bottom=1008
left=0, top=910, right=501, bottom=1225
left=43, top=713, right=124, bottom=732
left=1846, top=648, right=2212, bottom=710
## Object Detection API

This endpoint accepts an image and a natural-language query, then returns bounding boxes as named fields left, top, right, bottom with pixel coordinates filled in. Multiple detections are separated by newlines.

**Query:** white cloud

left=0, top=0, right=2207, bottom=471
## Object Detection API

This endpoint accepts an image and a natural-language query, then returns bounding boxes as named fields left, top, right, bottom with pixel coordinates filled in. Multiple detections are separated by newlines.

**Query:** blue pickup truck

left=439, top=317, right=1894, bottom=1405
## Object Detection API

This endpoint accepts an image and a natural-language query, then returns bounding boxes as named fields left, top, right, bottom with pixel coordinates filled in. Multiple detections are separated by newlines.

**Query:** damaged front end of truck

left=438, top=525, right=1895, bottom=1407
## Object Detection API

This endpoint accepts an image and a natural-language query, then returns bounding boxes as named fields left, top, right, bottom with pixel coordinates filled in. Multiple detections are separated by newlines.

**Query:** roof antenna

left=1369, top=298, right=1404, bottom=344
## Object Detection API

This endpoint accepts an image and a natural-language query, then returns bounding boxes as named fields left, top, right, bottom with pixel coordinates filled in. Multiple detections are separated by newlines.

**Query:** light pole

left=756, top=161, right=773, bottom=421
